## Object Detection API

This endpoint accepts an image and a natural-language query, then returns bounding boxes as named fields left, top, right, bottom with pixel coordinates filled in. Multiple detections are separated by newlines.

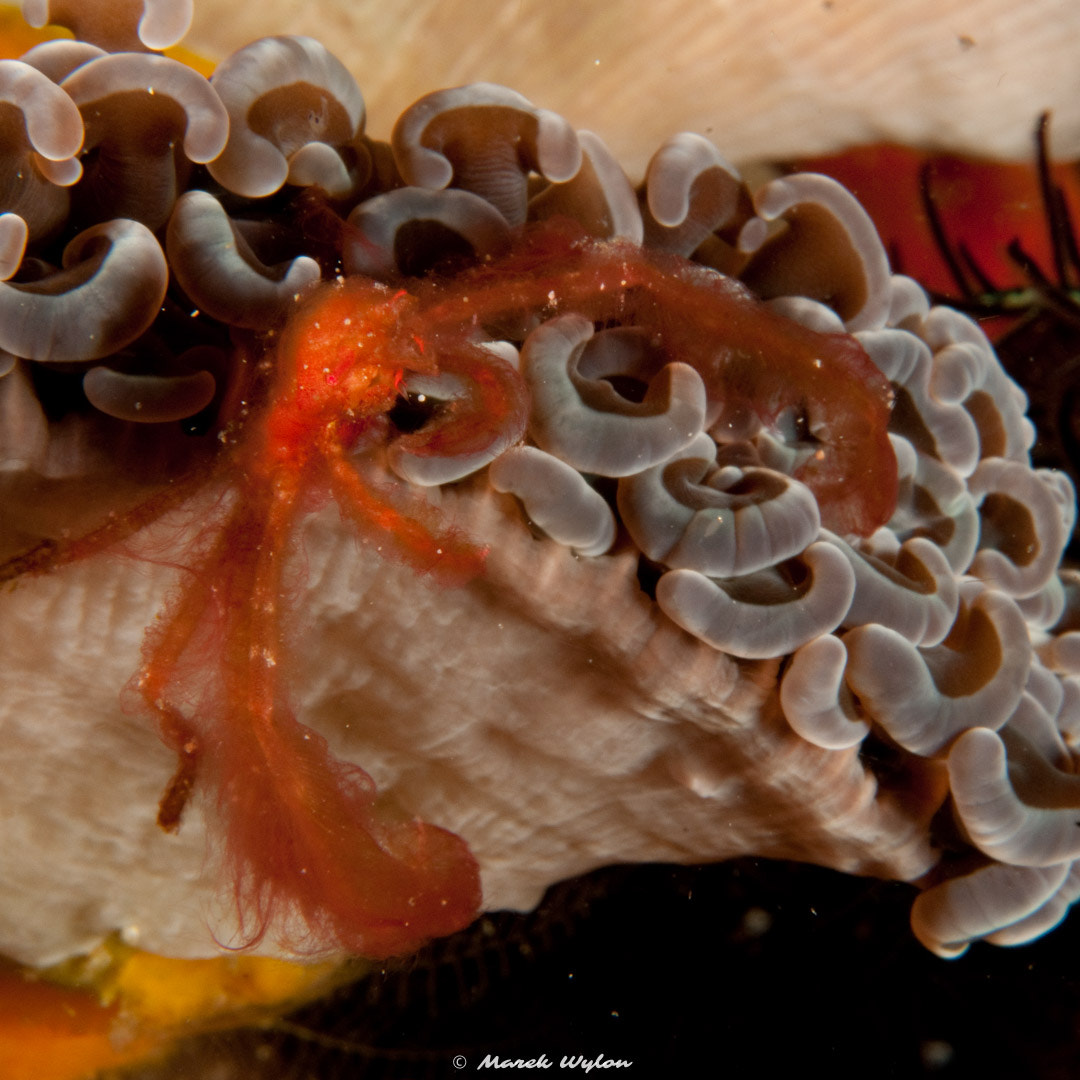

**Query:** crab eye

left=388, top=386, right=441, bottom=433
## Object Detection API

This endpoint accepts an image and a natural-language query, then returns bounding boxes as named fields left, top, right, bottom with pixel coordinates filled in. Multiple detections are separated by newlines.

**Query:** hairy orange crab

left=2, top=218, right=895, bottom=959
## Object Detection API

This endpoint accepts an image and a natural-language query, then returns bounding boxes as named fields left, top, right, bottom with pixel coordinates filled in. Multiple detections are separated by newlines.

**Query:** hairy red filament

left=413, top=224, right=897, bottom=536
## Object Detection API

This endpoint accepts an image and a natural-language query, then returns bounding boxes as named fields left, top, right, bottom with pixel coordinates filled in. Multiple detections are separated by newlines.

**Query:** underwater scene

left=0, top=1, right=1078, bottom=1077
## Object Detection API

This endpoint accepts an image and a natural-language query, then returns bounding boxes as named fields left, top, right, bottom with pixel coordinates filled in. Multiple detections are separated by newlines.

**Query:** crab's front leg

left=132, top=468, right=307, bottom=843
left=137, top=450, right=481, bottom=955
left=325, top=442, right=488, bottom=586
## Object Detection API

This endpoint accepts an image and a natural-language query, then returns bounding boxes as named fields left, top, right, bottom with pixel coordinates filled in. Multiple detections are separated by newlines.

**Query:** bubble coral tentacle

left=22, top=0, right=195, bottom=53
left=948, top=725, right=1080, bottom=867
left=521, top=312, right=708, bottom=477
left=617, top=431, right=822, bottom=578
left=207, top=35, right=366, bottom=200
left=82, top=363, right=217, bottom=423
left=488, top=444, right=616, bottom=557
left=825, top=529, right=959, bottom=647
left=529, top=129, right=643, bottom=243
left=843, top=582, right=1033, bottom=756
left=60, top=50, right=228, bottom=230
left=392, top=82, right=583, bottom=228
left=740, top=172, right=893, bottom=331
left=0, top=58, right=83, bottom=242
left=640, top=131, right=752, bottom=262
left=983, top=862, right=1080, bottom=946
left=911, top=859, right=1073, bottom=958
left=0, top=217, right=168, bottom=363
left=344, top=186, right=513, bottom=280
left=165, top=189, right=322, bottom=330
left=656, top=540, right=857, bottom=660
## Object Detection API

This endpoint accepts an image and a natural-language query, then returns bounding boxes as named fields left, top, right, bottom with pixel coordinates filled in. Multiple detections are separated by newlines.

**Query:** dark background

left=114, top=858, right=1080, bottom=1079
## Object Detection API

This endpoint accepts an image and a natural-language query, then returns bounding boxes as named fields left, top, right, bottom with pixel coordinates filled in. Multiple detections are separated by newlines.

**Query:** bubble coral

left=0, top=1, right=1077, bottom=970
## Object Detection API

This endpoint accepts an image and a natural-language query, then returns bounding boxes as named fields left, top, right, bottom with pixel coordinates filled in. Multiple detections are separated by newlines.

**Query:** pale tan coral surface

left=189, top=0, right=1080, bottom=172
left=0, top=477, right=939, bottom=963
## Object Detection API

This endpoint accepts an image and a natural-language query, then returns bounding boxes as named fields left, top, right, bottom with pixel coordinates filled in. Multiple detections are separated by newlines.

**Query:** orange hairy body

left=139, top=279, right=499, bottom=958
left=5, top=222, right=896, bottom=958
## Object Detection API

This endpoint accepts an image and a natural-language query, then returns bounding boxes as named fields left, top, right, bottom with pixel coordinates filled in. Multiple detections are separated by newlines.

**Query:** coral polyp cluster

left=0, top=0, right=1077, bottom=964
